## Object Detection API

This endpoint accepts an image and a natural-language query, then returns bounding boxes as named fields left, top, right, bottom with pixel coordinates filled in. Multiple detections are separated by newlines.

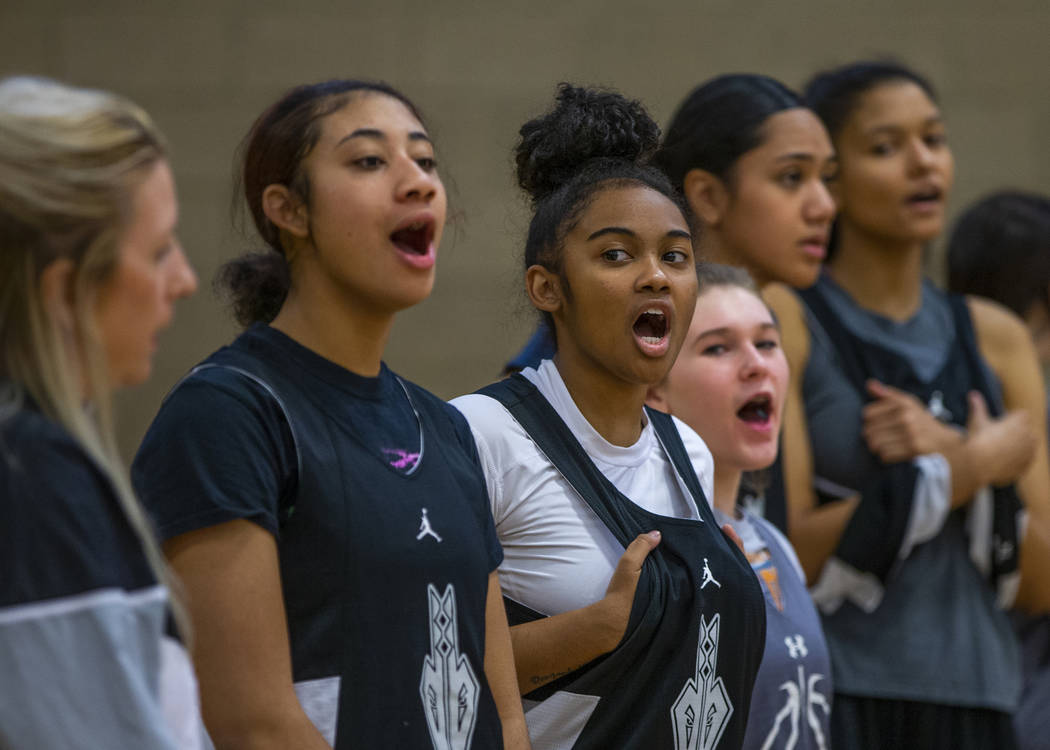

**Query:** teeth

left=642, top=336, right=661, bottom=344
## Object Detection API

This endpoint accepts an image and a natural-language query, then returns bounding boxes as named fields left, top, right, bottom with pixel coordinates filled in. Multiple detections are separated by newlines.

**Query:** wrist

left=588, top=596, right=628, bottom=653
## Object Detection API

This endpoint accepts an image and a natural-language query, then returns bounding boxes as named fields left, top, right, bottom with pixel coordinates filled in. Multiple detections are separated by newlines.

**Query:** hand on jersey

left=598, top=531, right=661, bottom=649
left=862, top=379, right=965, bottom=463
left=966, top=390, right=1036, bottom=487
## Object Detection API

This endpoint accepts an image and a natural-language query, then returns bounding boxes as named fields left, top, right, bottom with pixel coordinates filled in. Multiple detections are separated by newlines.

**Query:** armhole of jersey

left=180, top=363, right=303, bottom=516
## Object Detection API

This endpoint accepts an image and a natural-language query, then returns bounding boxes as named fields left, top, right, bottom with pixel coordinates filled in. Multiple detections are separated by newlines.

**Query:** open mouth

left=906, top=186, right=942, bottom=205
left=390, top=219, right=434, bottom=256
left=633, top=309, right=668, bottom=346
left=737, top=394, right=772, bottom=424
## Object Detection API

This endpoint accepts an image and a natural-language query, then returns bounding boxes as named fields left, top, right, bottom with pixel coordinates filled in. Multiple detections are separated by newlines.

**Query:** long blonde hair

left=0, top=76, right=188, bottom=637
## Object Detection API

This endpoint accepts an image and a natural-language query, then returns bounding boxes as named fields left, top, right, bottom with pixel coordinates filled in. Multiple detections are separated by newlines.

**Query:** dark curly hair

left=516, top=84, right=690, bottom=280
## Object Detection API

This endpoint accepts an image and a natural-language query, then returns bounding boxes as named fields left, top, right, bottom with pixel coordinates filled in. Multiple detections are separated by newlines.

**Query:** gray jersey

left=801, top=275, right=1021, bottom=711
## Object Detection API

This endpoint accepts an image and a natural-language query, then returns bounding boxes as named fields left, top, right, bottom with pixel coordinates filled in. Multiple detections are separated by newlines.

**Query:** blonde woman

left=0, top=77, right=199, bottom=748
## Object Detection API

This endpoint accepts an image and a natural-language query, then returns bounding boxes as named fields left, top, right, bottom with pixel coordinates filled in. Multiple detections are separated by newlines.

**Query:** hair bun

left=515, top=83, right=660, bottom=204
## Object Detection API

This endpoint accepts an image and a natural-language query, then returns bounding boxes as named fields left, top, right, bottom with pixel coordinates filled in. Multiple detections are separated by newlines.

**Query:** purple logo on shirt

left=383, top=448, right=420, bottom=470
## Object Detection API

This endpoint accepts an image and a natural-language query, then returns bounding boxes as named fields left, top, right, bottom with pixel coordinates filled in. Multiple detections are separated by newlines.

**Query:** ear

left=525, top=265, right=564, bottom=313
left=644, top=381, right=672, bottom=414
left=38, top=257, right=77, bottom=333
left=261, top=184, right=309, bottom=239
left=682, top=168, right=729, bottom=226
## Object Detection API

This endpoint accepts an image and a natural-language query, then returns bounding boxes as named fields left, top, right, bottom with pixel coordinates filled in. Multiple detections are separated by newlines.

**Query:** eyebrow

left=864, top=116, right=944, bottom=137
left=697, top=321, right=778, bottom=338
left=776, top=152, right=817, bottom=163
left=775, top=152, right=838, bottom=164
left=335, top=128, right=431, bottom=147
left=586, top=226, right=692, bottom=241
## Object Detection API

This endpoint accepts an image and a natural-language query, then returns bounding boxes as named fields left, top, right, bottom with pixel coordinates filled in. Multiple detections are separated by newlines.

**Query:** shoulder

left=450, top=392, right=522, bottom=439
left=143, top=364, right=294, bottom=452
left=669, top=415, right=715, bottom=500
left=0, top=409, right=154, bottom=605
left=0, top=408, right=109, bottom=500
left=670, top=415, right=713, bottom=463
left=401, top=378, right=469, bottom=431
left=762, top=282, right=811, bottom=372
left=965, top=294, right=1034, bottom=366
left=133, top=361, right=298, bottom=541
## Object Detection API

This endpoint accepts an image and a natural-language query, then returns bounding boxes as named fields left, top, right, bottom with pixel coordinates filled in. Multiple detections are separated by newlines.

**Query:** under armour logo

left=927, top=391, right=953, bottom=422
left=785, top=634, right=808, bottom=659
left=700, top=558, right=721, bottom=590
left=417, top=508, right=442, bottom=542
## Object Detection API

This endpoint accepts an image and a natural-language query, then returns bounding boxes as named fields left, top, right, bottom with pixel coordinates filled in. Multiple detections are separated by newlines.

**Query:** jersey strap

left=476, top=375, right=711, bottom=541
left=798, top=286, right=921, bottom=583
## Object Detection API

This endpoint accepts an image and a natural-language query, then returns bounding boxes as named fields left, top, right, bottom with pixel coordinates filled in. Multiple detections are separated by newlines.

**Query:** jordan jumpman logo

left=417, top=508, right=443, bottom=542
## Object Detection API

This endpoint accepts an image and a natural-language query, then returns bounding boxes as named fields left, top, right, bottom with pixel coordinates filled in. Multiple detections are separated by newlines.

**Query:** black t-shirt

left=0, top=397, right=194, bottom=748
left=133, top=325, right=504, bottom=748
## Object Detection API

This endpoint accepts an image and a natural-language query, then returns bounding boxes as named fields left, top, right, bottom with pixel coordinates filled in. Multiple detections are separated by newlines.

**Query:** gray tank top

left=730, top=511, right=833, bottom=750
left=801, top=273, right=1020, bottom=711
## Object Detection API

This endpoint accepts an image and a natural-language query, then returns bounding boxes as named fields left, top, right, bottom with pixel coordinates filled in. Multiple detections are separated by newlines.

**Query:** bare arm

left=509, top=532, right=660, bottom=694
left=970, top=296, right=1050, bottom=613
left=764, top=284, right=858, bottom=583
left=861, top=379, right=1035, bottom=507
left=164, top=520, right=330, bottom=750
left=483, top=572, right=531, bottom=749
left=766, top=285, right=1037, bottom=584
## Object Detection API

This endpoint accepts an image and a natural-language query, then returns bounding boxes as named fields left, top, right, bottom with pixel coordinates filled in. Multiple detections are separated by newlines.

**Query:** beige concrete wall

left=3, top=0, right=1049, bottom=459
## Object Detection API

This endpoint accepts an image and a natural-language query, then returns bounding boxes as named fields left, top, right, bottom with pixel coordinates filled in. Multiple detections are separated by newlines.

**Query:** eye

left=871, top=142, right=895, bottom=157
left=821, top=167, right=839, bottom=185
left=924, top=132, right=947, bottom=149
left=662, top=249, right=689, bottom=264
left=153, top=241, right=176, bottom=264
left=415, top=156, right=438, bottom=171
left=776, top=168, right=804, bottom=189
left=756, top=338, right=780, bottom=351
left=353, top=155, right=385, bottom=169
left=601, top=248, right=630, bottom=262
left=701, top=343, right=727, bottom=356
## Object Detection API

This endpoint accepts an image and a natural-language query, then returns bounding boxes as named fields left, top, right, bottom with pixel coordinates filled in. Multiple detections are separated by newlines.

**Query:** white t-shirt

left=452, top=359, right=715, bottom=617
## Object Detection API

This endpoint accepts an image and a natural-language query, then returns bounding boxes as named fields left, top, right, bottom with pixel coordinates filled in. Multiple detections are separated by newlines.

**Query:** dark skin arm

left=509, top=532, right=660, bottom=694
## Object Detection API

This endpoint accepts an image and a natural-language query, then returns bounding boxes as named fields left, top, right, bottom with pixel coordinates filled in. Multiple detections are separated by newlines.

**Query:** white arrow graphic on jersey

left=420, top=584, right=479, bottom=750
left=671, top=613, right=733, bottom=750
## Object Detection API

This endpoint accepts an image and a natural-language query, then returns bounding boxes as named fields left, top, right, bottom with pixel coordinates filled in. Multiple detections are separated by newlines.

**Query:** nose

left=907, top=138, right=936, bottom=174
left=740, top=342, right=769, bottom=380
left=636, top=252, right=670, bottom=293
left=167, top=243, right=198, bottom=301
left=803, top=179, right=836, bottom=224
left=396, top=156, right=441, bottom=203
